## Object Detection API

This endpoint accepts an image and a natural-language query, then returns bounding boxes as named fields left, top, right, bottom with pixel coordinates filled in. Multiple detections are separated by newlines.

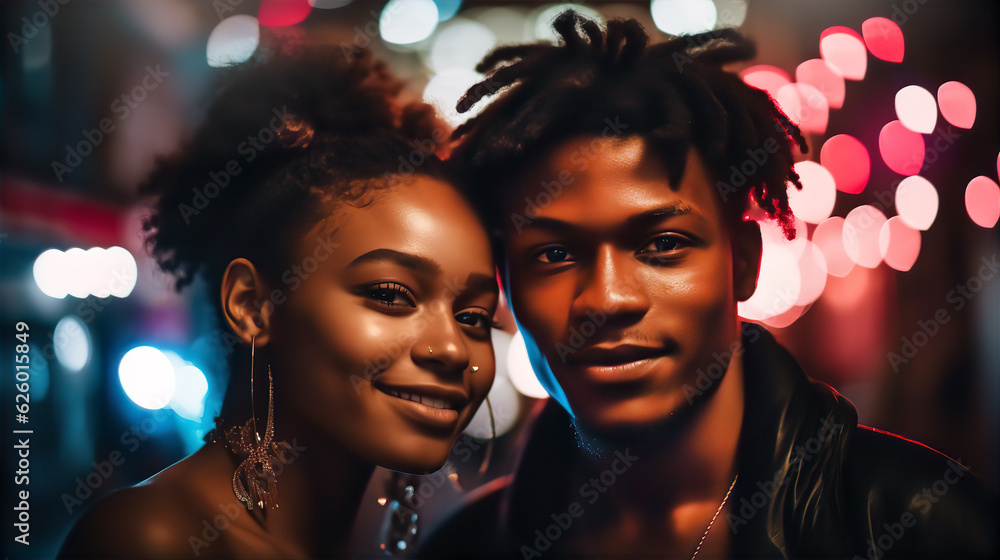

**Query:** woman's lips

left=375, top=383, right=467, bottom=430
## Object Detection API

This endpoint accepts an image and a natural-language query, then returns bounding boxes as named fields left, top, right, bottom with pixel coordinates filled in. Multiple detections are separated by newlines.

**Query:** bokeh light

left=429, top=18, right=496, bottom=73
left=466, top=329, right=521, bottom=438
left=965, top=176, right=1000, bottom=228
left=32, top=246, right=138, bottom=300
left=843, top=205, right=888, bottom=268
left=258, top=0, right=311, bottom=27
left=206, top=15, right=260, bottom=68
left=651, top=0, right=717, bottom=36
left=119, top=346, right=176, bottom=410
left=53, top=316, right=91, bottom=372
left=814, top=216, right=855, bottom=277
left=424, top=68, right=484, bottom=126
left=821, top=134, right=870, bottom=194
left=759, top=215, right=807, bottom=258
left=937, top=81, right=977, bottom=129
left=796, top=241, right=828, bottom=306
left=879, top=120, right=924, bottom=175
left=433, top=0, right=463, bottom=22
left=777, top=82, right=828, bottom=134
left=308, top=0, right=354, bottom=9
left=713, top=0, right=748, bottom=28
left=879, top=216, right=921, bottom=272
left=507, top=330, right=550, bottom=399
left=787, top=161, right=837, bottom=224
left=861, top=17, right=904, bottom=62
left=796, top=59, right=845, bottom=109
left=380, top=0, right=439, bottom=45
left=895, top=85, right=937, bottom=134
left=738, top=243, right=801, bottom=321
left=169, top=364, right=209, bottom=422
left=895, top=175, right=939, bottom=231
left=740, top=65, right=792, bottom=99
left=820, top=26, right=867, bottom=80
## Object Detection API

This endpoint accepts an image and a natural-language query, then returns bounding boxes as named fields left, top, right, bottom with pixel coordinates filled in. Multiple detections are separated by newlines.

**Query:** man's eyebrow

left=347, top=248, right=441, bottom=275
left=520, top=201, right=702, bottom=232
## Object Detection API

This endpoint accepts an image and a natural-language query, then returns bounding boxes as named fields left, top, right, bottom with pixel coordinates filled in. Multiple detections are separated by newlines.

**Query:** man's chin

left=569, top=397, right=699, bottom=456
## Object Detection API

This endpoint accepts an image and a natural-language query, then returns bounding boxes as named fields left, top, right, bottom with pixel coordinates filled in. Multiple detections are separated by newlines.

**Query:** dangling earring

left=224, top=335, right=292, bottom=511
left=377, top=471, right=420, bottom=555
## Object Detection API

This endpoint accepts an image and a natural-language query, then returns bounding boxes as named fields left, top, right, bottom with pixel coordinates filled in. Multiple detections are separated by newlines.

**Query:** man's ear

left=732, top=220, right=762, bottom=302
left=221, top=258, right=272, bottom=345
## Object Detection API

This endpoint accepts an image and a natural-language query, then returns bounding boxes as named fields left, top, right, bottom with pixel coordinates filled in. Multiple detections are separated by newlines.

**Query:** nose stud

left=470, top=366, right=479, bottom=373
left=428, top=346, right=433, bottom=355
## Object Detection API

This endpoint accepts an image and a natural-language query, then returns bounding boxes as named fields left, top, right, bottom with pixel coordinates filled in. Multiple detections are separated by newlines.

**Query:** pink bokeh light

left=937, top=81, right=977, bottom=129
left=813, top=216, right=855, bottom=278
left=965, top=176, right=1000, bottom=228
left=843, top=205, right=888, bottom=269
left=895, top=85, right=937, bottom=134
left=820, top=27, right=867, bottom=80
left=879, top=217, right=921, bottom=271
left=258, top=0, right=312, bottom=27
left=796, top=59, right=845, bottom=109
left=777, top=82, right=829, bottom=134
left=796, top=241, right=828, bottom=306
left=895, top=175, right=939, bottom=231
left=861, top=17, right=904, bottom=63
left=821, top=134, right=870, bottom=194
left=879, top=120, right=924, bottom=176
left=740, top=65, right=792, bottom=99
left=787, top=161, right=836, bottom=224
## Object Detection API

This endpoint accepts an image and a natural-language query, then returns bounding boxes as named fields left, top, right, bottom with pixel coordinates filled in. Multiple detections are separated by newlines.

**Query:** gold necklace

left=690, top=474, right=738, bottom=560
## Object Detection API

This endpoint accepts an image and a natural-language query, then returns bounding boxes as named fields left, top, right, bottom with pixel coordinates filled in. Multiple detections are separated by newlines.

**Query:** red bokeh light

left=879, top=120, right=924, bottom=176
left=937, top=81, right=977, bottom=129
left=965, top=176, right=1000, bottom=228
left=861, top=17, right=904, bottom=63
left=258, top=0, right=312, bottom=27
left=821, top=134, right=870, bottom=194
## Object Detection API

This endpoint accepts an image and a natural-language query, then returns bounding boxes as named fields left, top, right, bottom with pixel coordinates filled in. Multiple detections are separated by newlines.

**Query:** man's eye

left=638, top=235, right=689, bottom=254
left=365, top=282, right=415, bottom=308
left=455, top=310, right=491, bottom=330
left=536, top=247, right=572, bottom=264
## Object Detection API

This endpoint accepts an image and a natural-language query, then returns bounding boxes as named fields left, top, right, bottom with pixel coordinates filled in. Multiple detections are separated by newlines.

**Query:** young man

left=422, top=11, right=997, bottom=560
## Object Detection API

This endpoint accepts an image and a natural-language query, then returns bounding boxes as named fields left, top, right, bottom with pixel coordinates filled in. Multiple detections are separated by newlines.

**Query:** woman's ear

left=221, top=258, right=272, bottom=345
left=732, top=220, right=762, bottom=302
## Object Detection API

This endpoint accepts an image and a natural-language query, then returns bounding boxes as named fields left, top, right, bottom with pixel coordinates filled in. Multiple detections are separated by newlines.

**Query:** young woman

left=58, top=39, right=498, bottom=558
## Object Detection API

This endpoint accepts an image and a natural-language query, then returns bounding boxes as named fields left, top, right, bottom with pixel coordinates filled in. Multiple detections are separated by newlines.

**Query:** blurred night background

left=1, top=0, right=998, bottom=557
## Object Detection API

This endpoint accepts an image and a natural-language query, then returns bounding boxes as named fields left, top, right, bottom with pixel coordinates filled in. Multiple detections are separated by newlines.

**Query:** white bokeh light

left=380, top=0, right=439, bottom=45
left=53, top=316, right=91, bottom=372
left=651, top=0, right=717, bottom=36
left=506, top=330, right=550, bottom=399
left=206, top=15, right=260, bottom=68
left=119, top=346, right=176, bottom=410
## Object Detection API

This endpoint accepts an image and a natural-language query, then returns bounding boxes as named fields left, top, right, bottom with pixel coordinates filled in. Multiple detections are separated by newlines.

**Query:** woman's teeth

left=385, top=389, right=451, bottom=410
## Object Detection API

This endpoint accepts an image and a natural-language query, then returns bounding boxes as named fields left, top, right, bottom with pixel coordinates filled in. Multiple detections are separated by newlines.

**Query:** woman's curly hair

left=141, top=35, right=450, bottom=298
left=450, top=10, right=806, bottom=241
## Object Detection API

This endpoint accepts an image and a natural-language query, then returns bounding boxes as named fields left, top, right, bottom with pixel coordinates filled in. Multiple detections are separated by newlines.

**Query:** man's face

left=503, top=136, right=758, bottom=434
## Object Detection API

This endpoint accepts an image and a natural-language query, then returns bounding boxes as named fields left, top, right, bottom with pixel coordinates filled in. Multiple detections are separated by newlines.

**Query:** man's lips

left=564, top=344, right=673, bottom=383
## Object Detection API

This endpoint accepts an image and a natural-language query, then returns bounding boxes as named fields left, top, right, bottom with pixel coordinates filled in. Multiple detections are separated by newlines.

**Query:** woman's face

left=268, top=175, right=498, bottom=474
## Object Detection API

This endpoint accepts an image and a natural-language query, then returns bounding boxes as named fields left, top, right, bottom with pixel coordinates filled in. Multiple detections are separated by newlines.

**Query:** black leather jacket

left=419, top=325, right=998, bottom=558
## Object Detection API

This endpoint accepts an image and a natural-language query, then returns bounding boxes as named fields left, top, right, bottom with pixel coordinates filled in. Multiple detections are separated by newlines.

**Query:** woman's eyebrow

left=347, top=248, right=442, bottom=276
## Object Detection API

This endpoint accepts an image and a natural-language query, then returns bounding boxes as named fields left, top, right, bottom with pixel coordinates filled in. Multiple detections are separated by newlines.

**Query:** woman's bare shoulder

left=57, top=445, right=250, bottom=559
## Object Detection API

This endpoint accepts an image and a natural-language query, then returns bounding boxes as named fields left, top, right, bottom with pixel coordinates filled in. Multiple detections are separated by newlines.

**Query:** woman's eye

left=536, top=246, right=571, bottom=264
left=365, top=282, right=415, bottom=308
left=455, top=310, right=490, bottom=330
